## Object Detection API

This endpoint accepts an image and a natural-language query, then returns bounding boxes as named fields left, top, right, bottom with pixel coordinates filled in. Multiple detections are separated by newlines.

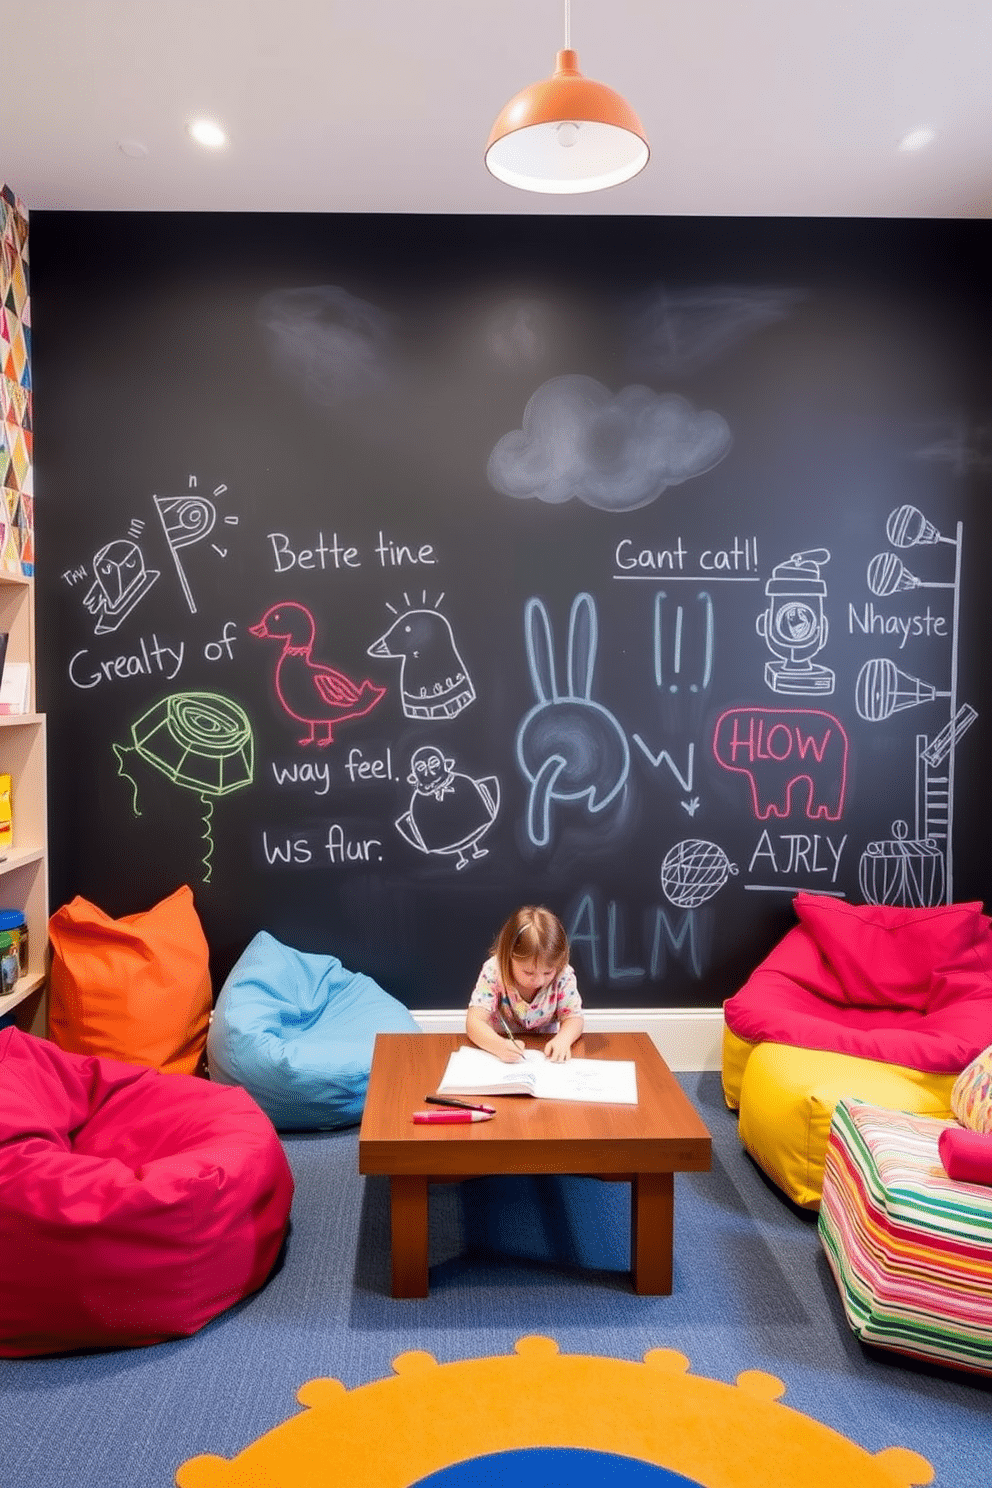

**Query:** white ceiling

left=2, top=0, right=991, bottom=217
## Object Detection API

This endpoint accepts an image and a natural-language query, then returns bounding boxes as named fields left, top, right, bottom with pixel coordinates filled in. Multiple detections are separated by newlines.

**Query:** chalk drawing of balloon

left=113, top=691, right=254, bottom=883
left=660, top=838, right=738, bottom=908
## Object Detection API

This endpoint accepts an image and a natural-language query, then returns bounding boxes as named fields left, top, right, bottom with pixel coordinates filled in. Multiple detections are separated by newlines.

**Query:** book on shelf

left=436, top=1045, right=638, bottom=1104
left=0, top=660, right=29, bottom=715
left=0, top=772, right=10, bottom=850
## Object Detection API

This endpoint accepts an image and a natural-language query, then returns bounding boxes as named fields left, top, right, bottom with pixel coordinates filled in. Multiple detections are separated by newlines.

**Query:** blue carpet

left=1, top=1072, right=988, bottom=1486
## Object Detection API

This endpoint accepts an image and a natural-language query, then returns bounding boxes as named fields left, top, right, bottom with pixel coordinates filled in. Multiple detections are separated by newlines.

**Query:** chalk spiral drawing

left=394, top=745, right=500, bottom=870
left=114, top=691, right=254, bottom=883
left=368, top=596, right=475, bottom=720
left=757, top=549, right=835, bottom=696
left=854, top=504, right=975, bottom=904
left=154, top=475, right=236, bottom=615
left=660, top=839, right=738, bottom=908
left=516, top=592, right=630, bottom=848
left=250, top=601, right=386, bottom=746
left=83, top=538, right=160, bottom=634
left=487, top=375, right=732, bottom=511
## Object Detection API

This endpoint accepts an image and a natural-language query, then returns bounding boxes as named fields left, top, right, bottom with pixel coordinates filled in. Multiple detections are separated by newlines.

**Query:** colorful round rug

left=175, top=1335, right=933, bottom=1487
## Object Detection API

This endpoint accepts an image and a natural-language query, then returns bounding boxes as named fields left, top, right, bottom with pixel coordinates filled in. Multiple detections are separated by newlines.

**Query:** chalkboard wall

left=30, top=213, right=992, bottom=1009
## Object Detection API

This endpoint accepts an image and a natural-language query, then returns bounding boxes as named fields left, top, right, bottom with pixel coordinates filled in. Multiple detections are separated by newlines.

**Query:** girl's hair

left=491, top=906, right=569, bottom=991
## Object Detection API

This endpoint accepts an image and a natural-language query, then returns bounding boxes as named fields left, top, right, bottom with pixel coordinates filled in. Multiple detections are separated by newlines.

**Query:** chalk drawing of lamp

left=885, top=503, right=957, bottom=549
left=756, top=549, right=834, bottom=695
left=867, top=552, right=956, bottom=598
left=855, top=658, right=951, bottom=722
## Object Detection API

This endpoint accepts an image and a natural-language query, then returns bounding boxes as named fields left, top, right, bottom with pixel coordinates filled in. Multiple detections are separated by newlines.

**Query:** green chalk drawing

left=114, top=691, right=254, bottom=883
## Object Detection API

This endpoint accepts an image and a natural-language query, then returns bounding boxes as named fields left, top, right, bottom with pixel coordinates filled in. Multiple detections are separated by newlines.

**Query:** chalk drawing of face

left=408, top=745, right=455, bottom=794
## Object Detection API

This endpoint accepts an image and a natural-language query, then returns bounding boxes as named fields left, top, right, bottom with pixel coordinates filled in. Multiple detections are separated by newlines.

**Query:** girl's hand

left=497, top=1039, right=526, bottom=1063
left=543, top=1032, right=572, bottom=1063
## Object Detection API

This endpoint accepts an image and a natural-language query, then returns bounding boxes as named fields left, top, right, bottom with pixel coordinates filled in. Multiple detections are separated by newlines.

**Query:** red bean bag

left=724, top=895, right=992, bottom=1081
left=0, top=1028, right=294, bottom=1357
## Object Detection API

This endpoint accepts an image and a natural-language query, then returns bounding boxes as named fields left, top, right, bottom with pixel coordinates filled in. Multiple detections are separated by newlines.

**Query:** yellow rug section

left=175, top=1335, right=933, bottom=1488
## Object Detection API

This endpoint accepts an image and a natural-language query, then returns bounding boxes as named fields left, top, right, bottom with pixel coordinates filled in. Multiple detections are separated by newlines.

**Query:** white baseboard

left=408, top=1008, right=724, bottom=1072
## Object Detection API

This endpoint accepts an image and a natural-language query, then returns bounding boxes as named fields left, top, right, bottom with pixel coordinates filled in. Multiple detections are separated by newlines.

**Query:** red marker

left=412, top=1109, right=493, bottom=1124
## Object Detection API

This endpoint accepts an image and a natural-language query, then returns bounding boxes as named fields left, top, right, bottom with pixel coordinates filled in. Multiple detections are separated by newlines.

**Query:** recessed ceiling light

left=898, top=127, right=935, bottom=153
left=188, top=119, right=227, bottom=149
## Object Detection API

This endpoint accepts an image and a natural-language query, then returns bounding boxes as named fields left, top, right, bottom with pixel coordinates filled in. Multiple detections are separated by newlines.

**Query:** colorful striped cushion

left=950, top=1043, right=992, bottom=1134
left=818, top=1098, right=992, bottom=1375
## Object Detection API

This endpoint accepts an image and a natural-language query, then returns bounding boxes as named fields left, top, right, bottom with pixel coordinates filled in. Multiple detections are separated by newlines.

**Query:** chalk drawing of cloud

left=257, top=285, right=393, bottom=407
left=488, top=375, right=732, bottom=511
left=628, top=286, right=805, bottom=377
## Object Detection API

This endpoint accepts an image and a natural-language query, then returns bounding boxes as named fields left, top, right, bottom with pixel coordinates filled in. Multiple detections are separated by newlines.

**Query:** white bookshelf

left=0, top=573, right=48, bottom=1033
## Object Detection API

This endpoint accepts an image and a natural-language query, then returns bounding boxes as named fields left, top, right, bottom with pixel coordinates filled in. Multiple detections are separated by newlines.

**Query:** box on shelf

left=0, top=773, right=11, bottom=850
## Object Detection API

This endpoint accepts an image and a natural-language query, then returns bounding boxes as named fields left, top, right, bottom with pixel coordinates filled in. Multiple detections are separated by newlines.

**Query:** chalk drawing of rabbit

left=516, top=592, right=630, bottom=847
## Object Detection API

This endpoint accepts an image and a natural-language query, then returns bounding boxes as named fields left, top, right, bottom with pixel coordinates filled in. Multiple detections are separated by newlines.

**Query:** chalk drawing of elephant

left=516, top=593, right=630, bottom=848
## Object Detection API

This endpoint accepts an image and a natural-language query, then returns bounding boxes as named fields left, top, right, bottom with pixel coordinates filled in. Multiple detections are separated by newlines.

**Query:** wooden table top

left=358, top=1031, right=712, bottom=1179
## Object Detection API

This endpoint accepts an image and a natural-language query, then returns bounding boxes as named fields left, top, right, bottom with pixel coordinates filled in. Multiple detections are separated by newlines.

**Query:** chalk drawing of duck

left=250, top=601, right=386, bottom=746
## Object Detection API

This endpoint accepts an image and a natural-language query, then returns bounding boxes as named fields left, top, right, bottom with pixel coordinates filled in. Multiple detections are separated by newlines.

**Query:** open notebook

left=436, top=1046, right=638, bottom=1104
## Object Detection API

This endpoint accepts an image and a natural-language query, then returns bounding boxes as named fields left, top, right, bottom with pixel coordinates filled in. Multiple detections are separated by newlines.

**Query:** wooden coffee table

left=358, top=1031, right=711, bottom=1298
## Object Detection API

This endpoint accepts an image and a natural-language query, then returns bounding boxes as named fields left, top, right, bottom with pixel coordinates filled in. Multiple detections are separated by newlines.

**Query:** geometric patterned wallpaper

left=0, top=184, right=33, bottom=575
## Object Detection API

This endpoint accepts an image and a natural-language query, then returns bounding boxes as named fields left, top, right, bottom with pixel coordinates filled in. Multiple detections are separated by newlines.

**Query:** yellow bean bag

left=735, top=1042, right=956, bottom=1209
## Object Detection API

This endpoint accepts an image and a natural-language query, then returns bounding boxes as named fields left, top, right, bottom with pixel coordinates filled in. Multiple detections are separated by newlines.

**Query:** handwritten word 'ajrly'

left=749, top=830, right=848, bottom=882
left=69, top=635, right=185, bottom=688
left=267, top=532, right=437, bottom=571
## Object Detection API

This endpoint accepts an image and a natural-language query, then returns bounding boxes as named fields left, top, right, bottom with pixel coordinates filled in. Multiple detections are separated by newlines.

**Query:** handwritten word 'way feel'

left=270, top=748, right=395, bottom=796
left=268, top=532, right=437, bottom=571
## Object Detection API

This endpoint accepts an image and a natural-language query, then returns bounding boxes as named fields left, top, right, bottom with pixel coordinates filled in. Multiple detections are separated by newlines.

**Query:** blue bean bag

left=207, top=932, right=419, bottom=1129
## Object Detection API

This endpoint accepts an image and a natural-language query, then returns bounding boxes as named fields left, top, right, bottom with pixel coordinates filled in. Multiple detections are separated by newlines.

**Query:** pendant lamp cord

left=564, top=0, right=571, bottom=49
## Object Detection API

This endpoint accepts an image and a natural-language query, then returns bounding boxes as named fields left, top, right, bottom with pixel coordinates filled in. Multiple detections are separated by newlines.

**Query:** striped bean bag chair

left=818, top=1097, right=992, bottom=1375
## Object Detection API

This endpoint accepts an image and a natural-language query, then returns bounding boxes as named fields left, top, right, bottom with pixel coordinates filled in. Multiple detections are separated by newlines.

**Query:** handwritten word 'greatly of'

left=69, top=634, right=185, bottom=688
left=270, top=748, right=394, bottom=796
left=267, top=532, right=437, bottom=571
left=614, top=536, right=759, bottom=574
left=749, top=830, right=848, bottom=882
left=261, top=825, right=383, bottom=865
left=848, top=603, right=948, bottom=649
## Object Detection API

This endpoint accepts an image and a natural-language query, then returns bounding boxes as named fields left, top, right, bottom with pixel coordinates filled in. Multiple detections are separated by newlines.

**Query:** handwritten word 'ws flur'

left=261, top=826, right=383, bottom=866
left=267, top=532, right=437, bottom=571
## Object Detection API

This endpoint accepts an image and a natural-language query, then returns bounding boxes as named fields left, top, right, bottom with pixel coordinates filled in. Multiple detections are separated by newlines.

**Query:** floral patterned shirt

left=468, top=956, right=582, bottom=1034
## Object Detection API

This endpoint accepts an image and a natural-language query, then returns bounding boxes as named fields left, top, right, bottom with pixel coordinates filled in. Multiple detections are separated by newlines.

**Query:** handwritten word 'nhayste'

left=848, top=603, right=948, bottom=649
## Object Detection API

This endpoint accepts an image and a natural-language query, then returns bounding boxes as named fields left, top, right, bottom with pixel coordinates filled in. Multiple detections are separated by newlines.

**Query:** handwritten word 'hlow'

left=267, top=532, right=436, bottom=571
left=69, top=635, right=185, bottom=688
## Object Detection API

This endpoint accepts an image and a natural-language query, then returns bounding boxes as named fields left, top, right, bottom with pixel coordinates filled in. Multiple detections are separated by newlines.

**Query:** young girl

left=466, top=906, right=584, bottom=1063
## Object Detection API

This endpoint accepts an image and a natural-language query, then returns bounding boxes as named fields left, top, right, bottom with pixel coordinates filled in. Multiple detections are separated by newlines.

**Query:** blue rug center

left=411, top=1446, right=705, bottom=1486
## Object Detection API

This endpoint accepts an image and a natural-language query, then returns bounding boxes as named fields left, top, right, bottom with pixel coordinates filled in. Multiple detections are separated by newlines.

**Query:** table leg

left=389, top=1175, right=430, bottom=1298
left=630, top=1171, right=674, bottom=1294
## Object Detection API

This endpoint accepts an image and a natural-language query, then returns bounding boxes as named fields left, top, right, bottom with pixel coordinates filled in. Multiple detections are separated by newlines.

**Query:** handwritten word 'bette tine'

left=517, top=593, right=629, bottom=848
left=266, top=532, right=437, bottom=571
left=250, top=601, right=385, bottom=746
left=712, top=707, right=848, bottom=821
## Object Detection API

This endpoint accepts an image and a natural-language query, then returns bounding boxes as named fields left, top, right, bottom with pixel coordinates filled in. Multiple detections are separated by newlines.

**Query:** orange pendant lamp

left=485, top=5, right=649, bottom=195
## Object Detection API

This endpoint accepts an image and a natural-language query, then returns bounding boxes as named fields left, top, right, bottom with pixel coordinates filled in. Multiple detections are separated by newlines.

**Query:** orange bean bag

left=48, top=885, right=212, bottom=1075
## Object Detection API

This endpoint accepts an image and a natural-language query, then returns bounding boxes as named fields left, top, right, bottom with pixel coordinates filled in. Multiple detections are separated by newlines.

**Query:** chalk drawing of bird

left=249, top=601, right=386, bottom=746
